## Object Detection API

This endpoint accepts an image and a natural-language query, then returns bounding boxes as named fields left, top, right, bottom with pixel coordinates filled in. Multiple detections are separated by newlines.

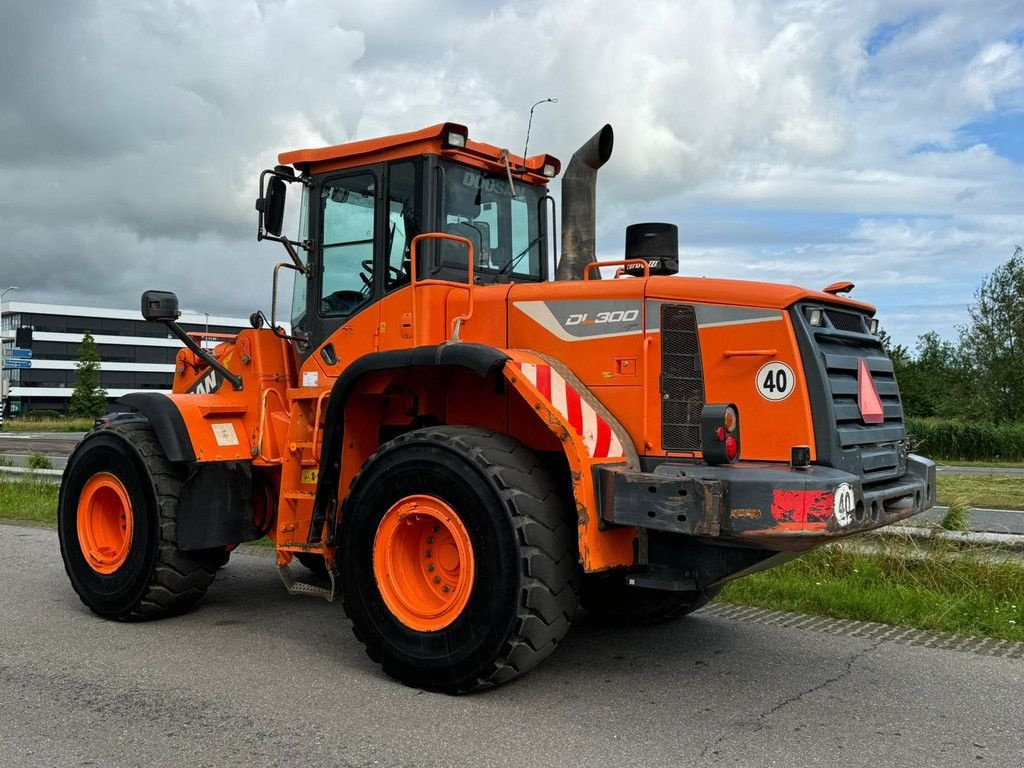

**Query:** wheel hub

left=77, top=472, right=133, bottom=574
left=373, top=494, right=475, bottom=632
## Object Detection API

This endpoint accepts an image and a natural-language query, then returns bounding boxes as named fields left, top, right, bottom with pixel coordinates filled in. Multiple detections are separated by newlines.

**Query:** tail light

left=701, top=404, right=740, bottom=465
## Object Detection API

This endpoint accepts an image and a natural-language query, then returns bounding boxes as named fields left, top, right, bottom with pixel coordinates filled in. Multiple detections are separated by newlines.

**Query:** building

left=1, top=301, right=250, bottom=417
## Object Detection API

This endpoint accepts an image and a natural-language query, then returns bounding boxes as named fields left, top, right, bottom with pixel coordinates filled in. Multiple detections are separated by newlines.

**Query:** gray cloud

left=0, top=0, right=1021, bottom=351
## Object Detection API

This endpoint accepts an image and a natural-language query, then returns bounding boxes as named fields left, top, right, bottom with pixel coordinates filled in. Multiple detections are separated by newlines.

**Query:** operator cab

left=255, top=123, right=559, bottom=354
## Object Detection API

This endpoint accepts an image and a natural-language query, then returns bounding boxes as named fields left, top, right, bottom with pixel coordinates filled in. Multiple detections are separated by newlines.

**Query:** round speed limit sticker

left=756, top=362, right=796, bottom=401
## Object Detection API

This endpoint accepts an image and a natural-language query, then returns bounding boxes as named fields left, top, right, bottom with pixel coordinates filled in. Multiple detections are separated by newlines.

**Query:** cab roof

left=278, top=122, right=560, bottom=183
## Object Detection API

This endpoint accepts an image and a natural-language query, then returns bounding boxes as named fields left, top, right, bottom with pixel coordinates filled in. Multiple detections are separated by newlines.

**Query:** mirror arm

left=161, top=320, right=244, bottom=391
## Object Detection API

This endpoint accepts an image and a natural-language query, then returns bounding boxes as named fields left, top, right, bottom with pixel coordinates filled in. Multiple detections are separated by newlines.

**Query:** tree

left=69, top=332, right=108, bottom=419
left=958, top=245, right=1024, bottom=422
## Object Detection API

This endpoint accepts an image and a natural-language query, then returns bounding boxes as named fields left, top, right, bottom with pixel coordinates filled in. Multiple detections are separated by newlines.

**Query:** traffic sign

left=2, top=359, right=30, bottom=369
left=2, top=347, right=31, bottom=359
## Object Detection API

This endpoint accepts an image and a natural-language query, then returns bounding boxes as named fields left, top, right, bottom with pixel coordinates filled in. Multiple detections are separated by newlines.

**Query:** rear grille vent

left=661, top=304, right=705, bottom=452
left=825, top=309, right=865, bottom=333
left=794, top=302, right=908, bottom=485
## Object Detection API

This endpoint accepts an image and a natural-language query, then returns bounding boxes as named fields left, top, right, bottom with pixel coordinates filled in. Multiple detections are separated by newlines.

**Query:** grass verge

left=935, top=458, right=1024, bottom=469
left=720, top=538, right=1024, bottom=643
left=936, top=473, right=1024, bottom=511
left=3, top=418, right=93, bottom=433
left=0, top=478, right=59, bottom=525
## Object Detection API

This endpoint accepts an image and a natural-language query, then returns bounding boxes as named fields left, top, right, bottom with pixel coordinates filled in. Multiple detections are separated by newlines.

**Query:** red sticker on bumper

left=772, top=490, right=834, bottom=524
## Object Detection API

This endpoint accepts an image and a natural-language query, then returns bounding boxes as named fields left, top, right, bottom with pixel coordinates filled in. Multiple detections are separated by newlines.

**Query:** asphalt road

left=2, top=524, right=1021, bottom=768
left=0, top=433, right=82, bottom=469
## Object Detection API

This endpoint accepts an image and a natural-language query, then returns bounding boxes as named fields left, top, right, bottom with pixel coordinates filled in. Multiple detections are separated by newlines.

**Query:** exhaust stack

left=557, top=124, right=614, bottom=280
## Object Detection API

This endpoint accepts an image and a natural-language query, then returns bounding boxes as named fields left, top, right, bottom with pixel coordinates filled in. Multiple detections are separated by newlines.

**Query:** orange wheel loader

left=58, top=122, right=936, bottom=693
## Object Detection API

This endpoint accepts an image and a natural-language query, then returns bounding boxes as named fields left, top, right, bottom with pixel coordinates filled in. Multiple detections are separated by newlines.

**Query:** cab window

left=385, top=161, right=419, bottom=289
left=320, top=173, right=376, bottom=316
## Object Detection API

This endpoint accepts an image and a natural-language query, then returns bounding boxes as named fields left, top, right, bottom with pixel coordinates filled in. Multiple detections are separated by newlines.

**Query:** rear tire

left=339, top=426, right=579, bottom=693
left=581, top=571, right=720, bottom=624
left=58, top=421, right=217, bottom=620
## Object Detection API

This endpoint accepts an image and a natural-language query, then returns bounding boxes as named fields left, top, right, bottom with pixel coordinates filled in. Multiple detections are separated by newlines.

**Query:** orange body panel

left=165, top=240, right=874, bottom=573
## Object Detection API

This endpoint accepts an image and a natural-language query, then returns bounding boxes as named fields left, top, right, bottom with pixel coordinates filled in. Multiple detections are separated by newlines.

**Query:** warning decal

left=211, top=423, right=239, bottom=447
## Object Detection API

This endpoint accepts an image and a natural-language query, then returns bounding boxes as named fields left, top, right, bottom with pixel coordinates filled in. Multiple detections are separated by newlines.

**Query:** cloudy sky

left=1, top=0, right=1021, bottom=347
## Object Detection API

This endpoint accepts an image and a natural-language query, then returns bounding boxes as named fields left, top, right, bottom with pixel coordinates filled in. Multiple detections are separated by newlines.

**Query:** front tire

left=339, top=426, right=579, bottom=693
left=58, top=421, right=217, bottom=620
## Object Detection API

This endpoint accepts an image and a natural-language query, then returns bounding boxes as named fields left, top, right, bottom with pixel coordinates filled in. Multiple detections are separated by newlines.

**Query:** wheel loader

left=58, top=122, right=936, bottom=693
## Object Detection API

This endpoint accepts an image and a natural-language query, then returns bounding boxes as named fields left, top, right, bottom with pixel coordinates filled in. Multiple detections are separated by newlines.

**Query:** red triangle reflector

left=857, top=359, right=884, bottom=424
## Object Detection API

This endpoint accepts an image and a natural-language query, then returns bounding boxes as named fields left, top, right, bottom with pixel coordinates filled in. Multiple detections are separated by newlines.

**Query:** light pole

left=0, top=286, right=17, bottom=302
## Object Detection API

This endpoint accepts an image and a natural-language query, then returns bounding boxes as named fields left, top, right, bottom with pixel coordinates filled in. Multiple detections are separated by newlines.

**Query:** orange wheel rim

left=77, top=472, right=133, bottom=574
left=373, top=494, right=475, bottom=632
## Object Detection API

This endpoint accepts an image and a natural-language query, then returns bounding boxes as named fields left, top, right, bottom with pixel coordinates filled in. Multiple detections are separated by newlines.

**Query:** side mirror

left=141, top=290, right=180, bottom=322
left=258, top=176, right=287, bottom=237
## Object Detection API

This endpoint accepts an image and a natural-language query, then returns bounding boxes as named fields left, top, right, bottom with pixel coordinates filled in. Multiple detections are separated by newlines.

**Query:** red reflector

left=716, top=427, right=726, bottom=441
left=725, top=435, right=738, bottom=461
left=857, top=359, right=884, bottom=424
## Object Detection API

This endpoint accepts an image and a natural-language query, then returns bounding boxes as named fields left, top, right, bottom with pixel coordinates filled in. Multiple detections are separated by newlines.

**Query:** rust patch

left=730, top=507, right=762, bottom=520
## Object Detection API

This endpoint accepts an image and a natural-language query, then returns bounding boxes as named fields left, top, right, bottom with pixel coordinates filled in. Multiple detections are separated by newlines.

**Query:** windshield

left=437, top=159, right=546, bottom=281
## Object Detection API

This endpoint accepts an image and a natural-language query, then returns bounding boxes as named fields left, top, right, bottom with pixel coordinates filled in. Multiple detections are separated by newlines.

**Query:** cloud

left=0, top=0, right=1021, bottom=350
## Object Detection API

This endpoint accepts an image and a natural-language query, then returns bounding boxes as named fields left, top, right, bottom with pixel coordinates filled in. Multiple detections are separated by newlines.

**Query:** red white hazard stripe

left=514, top=361, right=624, bottom=459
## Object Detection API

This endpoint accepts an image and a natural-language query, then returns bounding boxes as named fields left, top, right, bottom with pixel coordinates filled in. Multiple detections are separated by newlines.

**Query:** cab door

left=300, top=166, right=385, bottom=379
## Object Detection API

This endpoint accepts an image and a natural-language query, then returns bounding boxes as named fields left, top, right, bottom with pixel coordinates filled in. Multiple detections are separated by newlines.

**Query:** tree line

left=882, top=246, right=1024, bottom=423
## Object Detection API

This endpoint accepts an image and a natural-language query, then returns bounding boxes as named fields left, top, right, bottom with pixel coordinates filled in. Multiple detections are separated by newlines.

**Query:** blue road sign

left=2, top=359, right=31, bottom=369
left=2, top=347, right=31, bottom=359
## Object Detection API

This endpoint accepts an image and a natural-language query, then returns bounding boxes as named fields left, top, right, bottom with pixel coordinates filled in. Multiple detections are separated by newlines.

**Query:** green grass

left=935, top=458, right=1024, bottom=469
left=720, top=540, right=1024, bottom=642
left=936, top=473, right=1024, bottom=511
left=26, top=452, right=54, bottom=470
left=2, top=418, right=92, bottom=433
left=0, top=479, right=59, bottom=525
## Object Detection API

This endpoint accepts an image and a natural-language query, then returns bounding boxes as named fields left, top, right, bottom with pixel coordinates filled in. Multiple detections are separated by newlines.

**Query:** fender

left=117, top=392, right=196, bottom=462
left=309, top=343, right=510, bottom=543
left=501, top=350, right=639, bottom=571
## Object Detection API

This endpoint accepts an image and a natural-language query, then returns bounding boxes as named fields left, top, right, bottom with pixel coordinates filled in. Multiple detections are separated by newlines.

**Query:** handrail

left=583, top=259, right=650, bottom=280
left=409, top=233, right=476, bottom=342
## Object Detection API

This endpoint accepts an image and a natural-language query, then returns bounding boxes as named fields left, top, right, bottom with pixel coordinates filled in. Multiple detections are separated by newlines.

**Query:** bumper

left=598, top=454, right=936, bottom=552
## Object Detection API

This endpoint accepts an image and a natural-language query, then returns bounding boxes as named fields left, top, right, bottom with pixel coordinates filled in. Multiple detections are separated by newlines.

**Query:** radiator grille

left=794, top=303, right=908, bottom=484
left=661, top=304, right=705, bottom=451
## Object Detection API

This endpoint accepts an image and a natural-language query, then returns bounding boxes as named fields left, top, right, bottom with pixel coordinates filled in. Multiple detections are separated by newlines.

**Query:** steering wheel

left=362, top=258, right=407, bottom=284
left=358, top=260, right=374, bottom=293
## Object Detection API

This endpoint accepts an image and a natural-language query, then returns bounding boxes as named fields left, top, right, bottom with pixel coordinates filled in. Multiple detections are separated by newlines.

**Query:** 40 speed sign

left=756, top=362, right=796, bottom=402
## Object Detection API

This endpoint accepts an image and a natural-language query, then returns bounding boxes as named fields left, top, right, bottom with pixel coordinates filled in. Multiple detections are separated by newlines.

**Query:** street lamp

left=0, top=286, right=17, bottom=302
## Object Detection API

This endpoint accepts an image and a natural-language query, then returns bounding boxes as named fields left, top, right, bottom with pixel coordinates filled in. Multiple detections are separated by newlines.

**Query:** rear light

left=701, top=404, right=740, bottom=465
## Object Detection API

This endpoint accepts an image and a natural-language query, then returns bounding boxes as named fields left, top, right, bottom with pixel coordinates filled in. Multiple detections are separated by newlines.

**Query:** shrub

left=26, top=453, right=54, bottom=470
left=907, top=417, right=1024, bottom=462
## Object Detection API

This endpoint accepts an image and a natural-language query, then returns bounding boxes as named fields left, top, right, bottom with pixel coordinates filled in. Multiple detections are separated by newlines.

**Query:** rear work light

left=701, top=404, right=740, bottom=465
left=444, top=129, right=467, bottom=148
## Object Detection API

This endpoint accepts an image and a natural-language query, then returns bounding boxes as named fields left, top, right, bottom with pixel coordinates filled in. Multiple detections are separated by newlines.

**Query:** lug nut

left=433, top=526, right=440, bottom=533
left=425, top=549, right=432, bottom=558
left=433, top=576, right=441, bottom=584
left=426, top=536, right=434, bottom=545
left=442, top=585, right=450, bottom=593
left=427, top=564, right=435, bottom=572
